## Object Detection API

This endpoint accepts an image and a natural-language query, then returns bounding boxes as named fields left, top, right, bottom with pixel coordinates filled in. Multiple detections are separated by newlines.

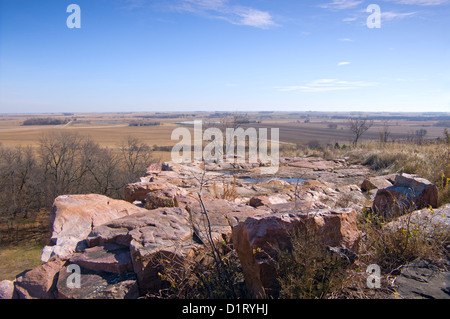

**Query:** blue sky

left=0, top=0, right=449, bottom=113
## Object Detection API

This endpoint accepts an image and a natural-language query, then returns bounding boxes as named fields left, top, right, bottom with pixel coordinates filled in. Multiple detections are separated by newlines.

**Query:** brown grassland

left=0, top=111, right=446, bottom=149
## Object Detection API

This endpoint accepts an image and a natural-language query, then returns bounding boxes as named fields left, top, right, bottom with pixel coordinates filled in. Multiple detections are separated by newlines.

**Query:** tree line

left=0, top=133, right=152, bottom=223
left=22, top=118, right=71, bottom=126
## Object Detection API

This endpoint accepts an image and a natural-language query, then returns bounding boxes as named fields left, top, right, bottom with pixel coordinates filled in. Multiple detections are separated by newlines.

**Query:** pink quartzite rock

left=124, top=181, right=185, bottom=203
left=14, top=258, right=65, bottom=299
left=360, top=176, right=393, bottom=192
left=0, top=280, right=17, bottom=299
left=232, top=208, right=361, bottom=298
left=372, top=174, right=438, bottom=218
left=41, top=194, right=148, bottom=262
left=69, top=244, right=133, bottom=274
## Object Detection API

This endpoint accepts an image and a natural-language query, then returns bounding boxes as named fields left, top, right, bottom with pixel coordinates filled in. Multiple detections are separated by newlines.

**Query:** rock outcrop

left=3, top=158, right=445, bottom=299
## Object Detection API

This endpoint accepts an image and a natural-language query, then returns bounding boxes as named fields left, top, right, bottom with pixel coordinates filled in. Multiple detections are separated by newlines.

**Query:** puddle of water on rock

left=215, top=171, right=306, bottom=184
left=242, top=177, right=307, bottom=184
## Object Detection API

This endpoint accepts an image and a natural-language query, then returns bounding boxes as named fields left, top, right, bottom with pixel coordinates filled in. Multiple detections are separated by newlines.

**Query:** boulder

left=124, top=181, right=182, bottom=203
left=0, top=280, right=17, bottom=299
left=14, top=258, right=65, bottom=299
left=384, top=204, right=450, bottom=235
left=231, top=208, right=361, bottom=298
left=373, top=174, right=438, bottom=218
left=248, top=194, right=291, bottom=209
left=361, top=176, right=393, bottom=192
left=394, top=174, right=438, bottom=208
left=144, top=187, right=186, bottom=210
left=42, top=194, right=148, bottom=262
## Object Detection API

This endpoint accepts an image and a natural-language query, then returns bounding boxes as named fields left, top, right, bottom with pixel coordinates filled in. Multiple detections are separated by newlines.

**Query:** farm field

left=0, top=111, right=448, bottom=152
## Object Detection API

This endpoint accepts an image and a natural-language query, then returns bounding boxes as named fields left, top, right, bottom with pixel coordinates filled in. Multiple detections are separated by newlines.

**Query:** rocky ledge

left=0, top=157, right=448, bottom=299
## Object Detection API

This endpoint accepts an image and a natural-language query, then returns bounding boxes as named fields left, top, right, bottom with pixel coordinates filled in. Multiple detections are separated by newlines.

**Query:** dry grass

left=276, top=230, right=350, bottom=299
left=212, top=176, right=239, bottom=202
left=0, top=242, right=44, bottom=281
left=358, top=207, right=449, bottom=273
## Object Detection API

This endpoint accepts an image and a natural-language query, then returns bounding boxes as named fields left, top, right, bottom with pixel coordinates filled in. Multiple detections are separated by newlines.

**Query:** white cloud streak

left=276, top=79, right=377, bottom=93
left=381, top=11, right=417, bottom=20
left=391, top=0, right=449, bottom=5
left=319, top=0, right=363, bottom=10
left=176, top=0, right=277, bottom=28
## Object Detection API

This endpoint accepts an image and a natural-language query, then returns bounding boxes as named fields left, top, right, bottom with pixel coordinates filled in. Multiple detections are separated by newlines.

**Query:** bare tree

left=39, top=132, right=89, bottom=200
left=120, top=136, right=152, bottom=182
left=348, top=116, right=374, bottom=146
left=378, top=121, right=391, bottom=144
left=82, top=139, right=123, bottom=197
left=0, top=145, right=42, bottom=225
left=415, top=129, right=427, bottom=145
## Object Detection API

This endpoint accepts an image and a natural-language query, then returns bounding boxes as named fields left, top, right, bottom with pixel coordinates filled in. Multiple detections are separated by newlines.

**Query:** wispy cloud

left=390, top=0, right=449, bottom=5
left=319, top=0, right=363, bottom=10
left=175, top=0, right=278, bottom=28
left=276, top=79, right=377, bottom=93
left=381, top=11, right=417, bottom=20
left=338, top=61, right=351, bottom=66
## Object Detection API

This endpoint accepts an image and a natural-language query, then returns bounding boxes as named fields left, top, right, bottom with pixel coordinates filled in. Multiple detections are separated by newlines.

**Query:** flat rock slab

left=69, top=244, right=133, bottom=274
left=395, top=258, right=450, bottom=299
left=57, top=265, right=138, bottom=299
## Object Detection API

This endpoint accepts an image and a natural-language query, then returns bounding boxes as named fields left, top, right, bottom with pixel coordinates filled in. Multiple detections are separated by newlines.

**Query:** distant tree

left=415, top=129, right=427, bottom=145
left=378, top=121, right=391, bottom=144
left=348, top=116, right=374, bottom=146
left=444, top=128, right=450, bottom=144
left=307, top=140, right=321, bottom=149
left=327, top=123, right=338, bottom=129
left=23, top=117, right=69, bottom=126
